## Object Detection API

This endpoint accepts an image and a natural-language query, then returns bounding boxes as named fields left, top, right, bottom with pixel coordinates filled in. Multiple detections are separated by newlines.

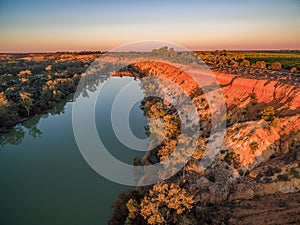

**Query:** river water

left=0, top=77, right=147, bottom=225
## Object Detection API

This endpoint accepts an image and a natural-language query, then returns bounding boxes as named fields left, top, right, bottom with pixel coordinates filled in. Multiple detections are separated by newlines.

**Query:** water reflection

left=0, top=126, right=25, bottom=148
left=0, top=96, right=70, bottom=149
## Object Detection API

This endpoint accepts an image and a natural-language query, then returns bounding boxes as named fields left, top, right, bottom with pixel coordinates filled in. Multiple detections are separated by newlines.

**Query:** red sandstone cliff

left=109, top=59, right=300, bottom=225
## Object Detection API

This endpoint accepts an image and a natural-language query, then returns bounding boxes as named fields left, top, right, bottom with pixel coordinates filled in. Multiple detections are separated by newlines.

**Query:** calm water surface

left=0, top=77, right=147, bottom=225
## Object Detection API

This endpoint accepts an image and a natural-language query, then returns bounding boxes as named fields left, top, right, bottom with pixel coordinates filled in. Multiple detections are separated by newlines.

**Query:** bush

left=254, top=61, right=266, bottom=69
left=277, top=174, right=290, bottom=182
left=140, top=183, right=194, bottom=225
left=109, top=190, right=139, bottom=225
left=270, top=117, right=280, bottom=128
left=270, top=61, right=282, bottom=70
left=290, top=168, right=300, bottom=178
left=249, top=141, right=259, bottom=152
left=290, top=67, right=297, bottom=73
left=240, top=59, right=251, bottom=67
left=261, top=106, right=275, bottom=121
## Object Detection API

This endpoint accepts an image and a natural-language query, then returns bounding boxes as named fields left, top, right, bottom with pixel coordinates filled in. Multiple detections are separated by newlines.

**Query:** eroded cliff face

left=110, top=60, right=300, bottom=225
left=225, top=116, right=300, bottom=169
left=214, top=71, right=300, bottom=113
left=114, top=61, right=300, bottom=122
left=114, top=60, right=300, bottom=178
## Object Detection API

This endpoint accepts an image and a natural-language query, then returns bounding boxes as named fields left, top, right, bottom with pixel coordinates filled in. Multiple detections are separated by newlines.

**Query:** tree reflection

left=0, top=126, right=25, bottom=149
left=22, top=115, right=43, bottom=139
left=0, top=96, right=70, bottom=149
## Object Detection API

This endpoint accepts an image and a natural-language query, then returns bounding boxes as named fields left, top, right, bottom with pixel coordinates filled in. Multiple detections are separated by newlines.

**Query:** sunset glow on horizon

left=1, top=0, right=300, bottom=52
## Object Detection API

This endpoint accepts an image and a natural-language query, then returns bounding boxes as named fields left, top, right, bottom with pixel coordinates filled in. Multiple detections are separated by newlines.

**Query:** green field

left=196, top=50, right=300, bottom=71
left=231, top=51, right=300, bottom=70
left=225, top=51, right=300, bottom=71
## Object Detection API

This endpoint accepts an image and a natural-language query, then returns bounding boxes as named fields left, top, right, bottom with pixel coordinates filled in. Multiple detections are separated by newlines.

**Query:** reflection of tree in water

left=0, top=126, right=25, bottom=149
left=74, top=62, right=112, bottom=99
left=22, top=115, right=43, bottom=139
left=0, top=96, right=70, bottom=149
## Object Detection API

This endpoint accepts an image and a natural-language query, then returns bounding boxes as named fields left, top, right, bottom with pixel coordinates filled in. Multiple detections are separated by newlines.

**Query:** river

left=0, top=77, right=147, bottom=225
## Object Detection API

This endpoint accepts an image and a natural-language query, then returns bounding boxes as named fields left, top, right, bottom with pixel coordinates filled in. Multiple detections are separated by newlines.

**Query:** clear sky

left=0, top=0, right=300, bottom=52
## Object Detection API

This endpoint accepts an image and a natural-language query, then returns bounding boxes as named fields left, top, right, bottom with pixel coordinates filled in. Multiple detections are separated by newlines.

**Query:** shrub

left=290, top=168, right=300, bottom=178
left=261, top=106, right=275, bottom=121
left=277, top=174, right=290, bottom=182
left=270, top=117, right=280, bottom=128
left=109, top=190, right=139, bottom=225
left=290, top=67, right=297, bottom=73
left=240, top=59, right=251, bottom=67
left=230, top=60, right=239, bottom=67
left=249, top=141, right=259, bottom=153
left=224, top=152, right=240, bottom=168
left=270, top=61, right=282, bottom=70
left=254, top=61, right=266, bottom=69
left=238, top=169, right=244, bottom=176
left=140, top=183, right=194, bottom=225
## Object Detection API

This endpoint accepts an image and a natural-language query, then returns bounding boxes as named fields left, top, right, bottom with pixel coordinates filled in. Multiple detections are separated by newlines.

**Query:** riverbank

left=109, top=60, right=300, bottom=225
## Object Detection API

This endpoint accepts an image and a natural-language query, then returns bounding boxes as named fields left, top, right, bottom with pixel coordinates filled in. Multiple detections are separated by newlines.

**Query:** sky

left=0, top=0, right=300, bottom=52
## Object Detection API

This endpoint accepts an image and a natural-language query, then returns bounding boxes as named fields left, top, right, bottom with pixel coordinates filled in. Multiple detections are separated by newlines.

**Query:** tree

left=0, top=92, right=10, bottom=108
left=45, top=65, right=52, bottom=71
left=22, top=115, right=43, bottom=139
left=261, top=106, right=275, bottom=121
left=126, top=198, right=140, bottom=224
left=158, top=139, right=178, bottom=161
left=270, top=61, right=281, bottom=70
left=230, top=60, right=239, bottom=67
left=18, top=69, right=31, bottom=77
left=109, top=190, right=139, bottom=225
left=240, top=59, right=250, bottom=67
left=0, top=126, right=25, bottom=148
left=20, top=92, right=33, bottom=116
left=220, top=49, right=227, bottom=55
left=140, top=182, right=194, bottom=225
left=217, top=56, right=228, bottom=65
left=254, top=61, right=266, bottom=69
left=290, top=67, right=297, bottom=73
left=0, top=92, right=18, bottom=127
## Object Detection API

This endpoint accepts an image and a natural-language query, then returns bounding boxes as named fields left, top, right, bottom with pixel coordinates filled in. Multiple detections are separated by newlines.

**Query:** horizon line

left=1, top=49, right=300, bottom=54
